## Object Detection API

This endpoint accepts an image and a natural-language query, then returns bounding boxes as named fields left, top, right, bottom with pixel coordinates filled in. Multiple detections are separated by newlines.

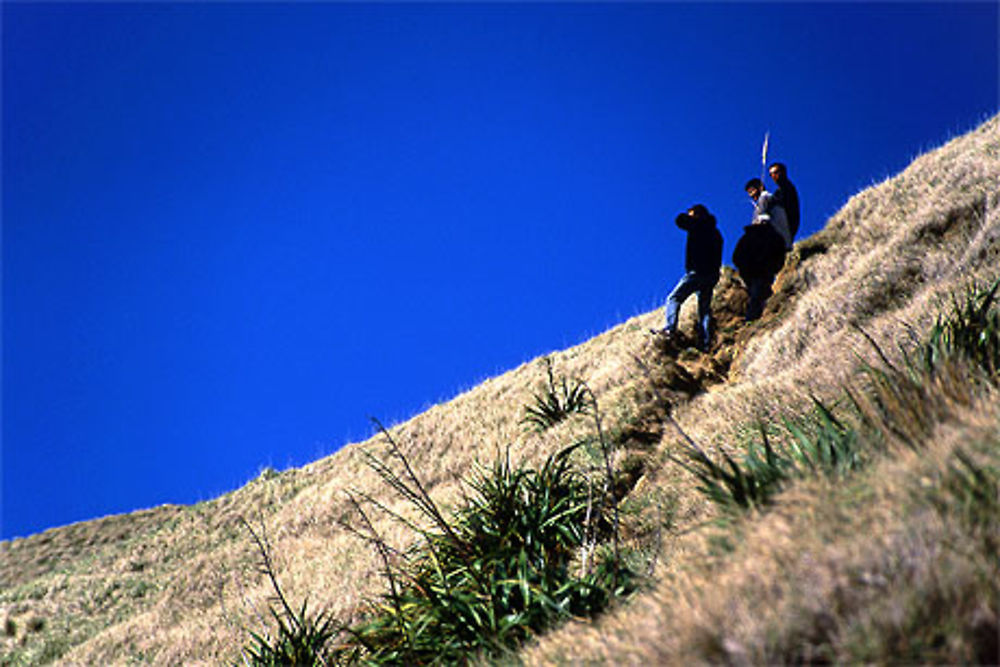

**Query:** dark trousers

left=745, top=275, right=774, bottom=321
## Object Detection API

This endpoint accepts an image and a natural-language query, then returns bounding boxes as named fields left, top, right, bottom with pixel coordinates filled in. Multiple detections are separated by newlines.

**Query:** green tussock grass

left=521, top=356, right=592, bottom=432
left=679, top=277, right=1000, bottom=518
left=241, top=430, right=638, bottom=665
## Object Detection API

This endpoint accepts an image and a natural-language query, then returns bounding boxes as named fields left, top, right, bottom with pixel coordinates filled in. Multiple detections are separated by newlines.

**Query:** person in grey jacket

left=738, top=178, right=790, bottom=320
left=653, top=204, right=724, bottom=351
left=745, top=178, right=791, bottom=250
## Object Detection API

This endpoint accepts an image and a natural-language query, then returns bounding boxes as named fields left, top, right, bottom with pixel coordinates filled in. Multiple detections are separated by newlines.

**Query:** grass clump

left=850, top=277, right=1000, bottom=451
left=344, top=433, right=635, bottom=664
left=239, top=517, right=343, bottom=666
left=242, top=601, right=339, bottom=666
left=241, top=429, right=636, bottom=665
left=674, top=400, right=863, bottom=514
left=679, top=277, right=1000, bottom=516
left=925, top=277, right=1000, bottom=380
left=521, top=357, right=591, bottom=431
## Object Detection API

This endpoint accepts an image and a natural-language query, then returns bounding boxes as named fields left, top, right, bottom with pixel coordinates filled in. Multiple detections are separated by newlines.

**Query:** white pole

left=760, top=131, right=770, bottom=185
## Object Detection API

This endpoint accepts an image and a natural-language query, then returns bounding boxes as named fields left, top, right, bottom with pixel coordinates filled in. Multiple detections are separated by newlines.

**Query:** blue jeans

left=665, top=271, right=717, bottom=348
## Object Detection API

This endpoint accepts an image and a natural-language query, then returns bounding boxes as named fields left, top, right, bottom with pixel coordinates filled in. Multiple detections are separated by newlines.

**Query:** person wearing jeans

left=655, top=204, right=723, bottom=351
left=664, top=270, right=717, bottom=349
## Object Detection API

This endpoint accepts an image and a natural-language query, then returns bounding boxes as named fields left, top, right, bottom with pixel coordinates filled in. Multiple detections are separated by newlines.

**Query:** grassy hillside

left=2, top=114, right=998, bottom=665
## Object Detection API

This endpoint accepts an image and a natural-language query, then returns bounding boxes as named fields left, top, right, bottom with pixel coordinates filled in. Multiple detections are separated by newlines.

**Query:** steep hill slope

left=2, top=115, right=998, bottom=665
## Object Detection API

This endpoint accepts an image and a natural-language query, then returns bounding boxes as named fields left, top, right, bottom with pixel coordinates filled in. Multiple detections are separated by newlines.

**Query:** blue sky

left=3, top=2, right=997, bottom=540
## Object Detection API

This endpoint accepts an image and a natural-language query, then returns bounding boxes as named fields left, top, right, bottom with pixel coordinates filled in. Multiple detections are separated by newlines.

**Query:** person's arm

left=752, top=195, right=771, bottom=225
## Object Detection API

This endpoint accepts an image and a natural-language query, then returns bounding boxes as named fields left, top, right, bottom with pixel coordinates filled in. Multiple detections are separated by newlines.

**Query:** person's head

left=744, top=178, right=763, bottom=201
left=688, top=203, right=709, bottom=219
left=768, top=162, right=787, bottom=183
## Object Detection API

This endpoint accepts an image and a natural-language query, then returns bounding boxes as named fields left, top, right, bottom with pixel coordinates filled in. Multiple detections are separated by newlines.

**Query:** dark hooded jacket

left=732, top=223, right=786, bottom=280
left=676, top=210, right=724, bottom=280
left=773, top=177, right=800, bottom=240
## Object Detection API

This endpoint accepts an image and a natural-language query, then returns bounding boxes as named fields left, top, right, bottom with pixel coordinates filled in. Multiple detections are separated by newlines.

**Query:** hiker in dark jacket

left=769, top=162, right=800, bottom=241
left=733, top=223, right=785, bottom=321
left=734, top=180, right=788, bottom=321
left=653, top=204, right=724, bottom=350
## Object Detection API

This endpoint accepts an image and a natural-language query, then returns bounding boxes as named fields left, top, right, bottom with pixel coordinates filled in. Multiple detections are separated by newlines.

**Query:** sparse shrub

left=239, top=427, right=637, bottom=666
left=683, top=278, right=1000, bottom=515
left=242, top=601, right=340, bottom=666
left=35, top=635, right=73, bottom=664
left=675, top=431, right=782, bottom=513
left=675, top=400, right=862, bottom=513
left=925, top=277, right=1000, bottom=380
left=850, top=278, right=1000, bottom=450
left=239, top=517, right=343, bottom=666
left=777, top=400, right=865, bottom=477
left=521, top=357, right=591, bottom=431
left=256, top=466, right=280, bottom=482
left=340, top=429, right=636, bottom=664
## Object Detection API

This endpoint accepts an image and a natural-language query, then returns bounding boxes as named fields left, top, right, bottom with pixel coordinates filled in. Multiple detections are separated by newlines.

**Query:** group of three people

left=654, top=162, right=800, bottom=351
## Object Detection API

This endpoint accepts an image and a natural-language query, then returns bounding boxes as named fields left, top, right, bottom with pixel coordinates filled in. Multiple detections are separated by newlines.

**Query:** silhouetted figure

left=769, top=162, right=800, bottom=241
left=653, top=204, right=723, bottom=350
left=733, top=179, right=788, bottom=321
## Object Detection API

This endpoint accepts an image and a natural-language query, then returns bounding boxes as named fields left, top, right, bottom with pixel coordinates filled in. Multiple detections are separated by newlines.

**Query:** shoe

left=650, top=328, right=679, bottom=338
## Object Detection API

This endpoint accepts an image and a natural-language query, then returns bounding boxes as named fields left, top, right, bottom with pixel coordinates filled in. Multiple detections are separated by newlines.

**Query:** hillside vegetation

left=2, top=115, right=998, bottom=665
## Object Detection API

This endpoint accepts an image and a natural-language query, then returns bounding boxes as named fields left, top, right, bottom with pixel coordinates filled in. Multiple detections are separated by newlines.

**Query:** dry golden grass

left=2, top=312, right=691, bottom=664
left=1, top=115, right=997, bottom=665
left=522, top=369, right=1000, bottom=665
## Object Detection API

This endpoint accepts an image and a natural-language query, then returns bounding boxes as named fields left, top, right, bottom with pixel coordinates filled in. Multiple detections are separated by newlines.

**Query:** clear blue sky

left=3, top=2, right=997, bottom=540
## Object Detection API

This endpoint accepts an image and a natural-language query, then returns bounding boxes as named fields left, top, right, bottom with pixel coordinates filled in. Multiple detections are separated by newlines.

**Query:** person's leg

left=695, top=278, right=717, bottom=350
left=664, top=272, right=698, bottom=332
left=745, top=278, right=763, bottom=321
left=745, top=276, right=773, bottom=321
